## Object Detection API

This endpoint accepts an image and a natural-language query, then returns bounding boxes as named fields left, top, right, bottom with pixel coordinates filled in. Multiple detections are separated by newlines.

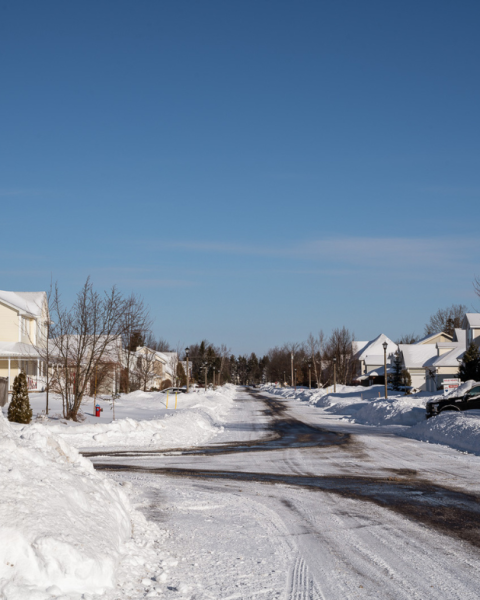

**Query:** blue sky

left=1, top=0, right=479, bottom=354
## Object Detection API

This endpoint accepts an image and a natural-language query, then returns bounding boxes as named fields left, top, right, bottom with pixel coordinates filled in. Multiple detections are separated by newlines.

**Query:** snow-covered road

left=94, top=387, right=480, bottom=599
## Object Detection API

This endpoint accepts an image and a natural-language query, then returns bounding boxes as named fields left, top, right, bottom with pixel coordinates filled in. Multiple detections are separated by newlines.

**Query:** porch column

left=8, top=358, right=11, bottom=392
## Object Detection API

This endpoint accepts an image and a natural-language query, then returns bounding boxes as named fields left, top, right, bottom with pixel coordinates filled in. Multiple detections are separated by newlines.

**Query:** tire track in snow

left=286, top=555, right=324, bottom=600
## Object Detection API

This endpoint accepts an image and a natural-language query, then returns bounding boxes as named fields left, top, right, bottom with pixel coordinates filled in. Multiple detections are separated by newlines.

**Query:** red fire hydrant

left=95, top=405, right=102, bottom=417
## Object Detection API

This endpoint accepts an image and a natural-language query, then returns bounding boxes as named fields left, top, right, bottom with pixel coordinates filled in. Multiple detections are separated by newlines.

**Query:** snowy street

left=90, top=387, right=480, bottom=599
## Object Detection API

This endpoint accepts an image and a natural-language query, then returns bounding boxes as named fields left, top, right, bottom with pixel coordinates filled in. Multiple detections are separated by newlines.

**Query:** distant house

left=0, top=290, right=49, bottom=391
left=397, top=331, right=453, bottom=392
left=463, top=314, right=480, bottom=347
left=352, top=334, right=398, bottom=384
left=135, top=347, right=179, bottom=389
left=424, top=327, right=468, bottom=392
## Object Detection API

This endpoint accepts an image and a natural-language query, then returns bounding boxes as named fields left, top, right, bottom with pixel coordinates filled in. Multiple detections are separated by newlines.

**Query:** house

left=424, top=327, right=468, bottom=392
left=0, top=290, right=48, bottom=392
left=397, top=331, right=453, bottom=392
left=135, top=347, right=179, bottom=389
left=352, top=334, right=398, bottom=384
left=463, top=314, right=480, bottom=347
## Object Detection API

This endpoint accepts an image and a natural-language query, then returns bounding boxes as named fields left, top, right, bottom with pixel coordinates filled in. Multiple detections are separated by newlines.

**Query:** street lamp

left=185, top=347, right=190, bottom=393
left=383, top=341, right=388, bottom=399
left=333, top=357, right=337, bottom=393
left=308, top=362, right=312, bottom=390
left=294, top=367, right=297, bottom=391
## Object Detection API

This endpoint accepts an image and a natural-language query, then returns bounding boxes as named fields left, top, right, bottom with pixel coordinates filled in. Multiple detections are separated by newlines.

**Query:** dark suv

left=426, top=384, right=480, bottom=419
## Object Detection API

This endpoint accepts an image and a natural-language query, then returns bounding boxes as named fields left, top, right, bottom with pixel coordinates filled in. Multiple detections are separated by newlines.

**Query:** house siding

left=0, top=302, right=19, bottom=343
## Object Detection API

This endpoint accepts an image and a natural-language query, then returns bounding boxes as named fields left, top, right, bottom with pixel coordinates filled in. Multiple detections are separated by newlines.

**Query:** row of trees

left=263, top=327, right=355, bottom=387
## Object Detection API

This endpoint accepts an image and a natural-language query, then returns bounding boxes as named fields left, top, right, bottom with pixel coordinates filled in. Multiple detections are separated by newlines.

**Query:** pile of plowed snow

left=0, top=411, right=162, bottom=599
left=26, top=385, right=238, bottom=452
left=262, top=382, right=480, bottom=454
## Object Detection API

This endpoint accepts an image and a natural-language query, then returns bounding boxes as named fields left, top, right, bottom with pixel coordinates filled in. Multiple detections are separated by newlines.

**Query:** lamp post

left=204, top=363, right=208, bottom=394
left=294, top=368, right=297, bottom=391
left=308, top=362, right=312, bottom=390
left=291, top=352, right=294, bottom=388
left=283, top=371, right=286, bottom=387
left=213, top=366, right=216, bottom=389
left=333, top=357, right=337, bottom=393
left=185, top=347, right=190, bottom=393
left=383, top=341, right=388, bottom=399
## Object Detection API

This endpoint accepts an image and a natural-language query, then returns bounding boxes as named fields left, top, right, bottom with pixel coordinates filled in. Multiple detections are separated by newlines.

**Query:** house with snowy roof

left=352, top=334, right=398, bottom=384
left=0, top=290, right=49, bottom=392
left=462, top=314, right=480, bottom=347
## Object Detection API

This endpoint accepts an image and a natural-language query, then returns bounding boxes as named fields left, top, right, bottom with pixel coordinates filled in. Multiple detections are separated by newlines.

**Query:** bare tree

left=396, top=332, right=420, bottom=344
left=305, top=331, right=324, bottom=388
left=135, top=347, right=158, bottom=392
left=217, top=344, right=231, bottom=385
left=121, top=294, right=151, bottom=393
left=424, top=304, right=467, bottom=337
left=47, top=279, right=126, bottom=420
left=324, top=327, right=355, bottom=385
left=152, top=337, right=171, bottom=352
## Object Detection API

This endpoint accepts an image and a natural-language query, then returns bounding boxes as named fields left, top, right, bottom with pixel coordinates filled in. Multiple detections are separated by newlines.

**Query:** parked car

left=160, top=387, right=187, bottom=394
left=425, top=384, right=480, bottom=419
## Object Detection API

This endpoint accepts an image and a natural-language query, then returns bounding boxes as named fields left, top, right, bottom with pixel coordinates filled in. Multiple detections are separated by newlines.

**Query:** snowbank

left=18, top=385, right=238, bottom=452
left=0, top=411, right=162, bottom=599
left=406, top=410, right=480, bottom=454
left=261, top=383, right=429, bottom=426
left=262, top=382, right=480, bottom=455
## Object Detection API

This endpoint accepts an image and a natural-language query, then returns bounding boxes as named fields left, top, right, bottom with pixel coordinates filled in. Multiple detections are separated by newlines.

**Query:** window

left=467, top=386, right=480, bottom=398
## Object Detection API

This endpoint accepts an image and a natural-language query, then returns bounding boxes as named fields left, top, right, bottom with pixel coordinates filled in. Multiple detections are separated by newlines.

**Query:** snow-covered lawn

left=261, top=381, right=480, bottom=454
left=2, top=385, right=237, bottom=452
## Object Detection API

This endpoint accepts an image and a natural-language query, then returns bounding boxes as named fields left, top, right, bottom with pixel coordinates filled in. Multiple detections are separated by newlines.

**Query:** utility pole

left=383, top=341, right=388, bottom=399
left=204, top=363, right=208, bottom=394
left=291, top=352, right=294, bottom=388
left=213, top=366, right=216, bottom=389
left=333, top=357, right=337, bottom=393
left=308, top=362, right=311, bottom=390
left=185, top=347, right=190, bottom=392
left=294, top=368, right=297, bottom=391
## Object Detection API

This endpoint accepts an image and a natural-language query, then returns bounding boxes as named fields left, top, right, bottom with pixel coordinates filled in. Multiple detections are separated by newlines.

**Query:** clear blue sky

left=1, top=0, right=479, bottom=355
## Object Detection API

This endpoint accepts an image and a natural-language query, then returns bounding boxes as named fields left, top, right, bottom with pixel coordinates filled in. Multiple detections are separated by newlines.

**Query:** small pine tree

left=8, top=372, right=33, bottom=424
left=459, top=342, right=480, bottom=382
left=391, top=351, right=403, bottom=391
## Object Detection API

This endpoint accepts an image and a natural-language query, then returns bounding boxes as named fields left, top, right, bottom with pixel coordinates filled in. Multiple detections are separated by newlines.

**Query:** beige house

left=0, top=290, right=49, bottom=391
left=135, top=347, right=179, bottom=389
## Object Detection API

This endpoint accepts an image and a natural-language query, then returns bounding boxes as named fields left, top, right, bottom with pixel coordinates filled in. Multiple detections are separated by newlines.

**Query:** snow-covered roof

left=351, top=341, right=368, bottom=357
left=0, top=342, right=41, bottom=358
left=431, top=346, right=465, bottom=368
left=463, top=314, right=480, bottom=329
left=365, top=364, right=394, bottom=377
left=415, top=331, right=452, bottom=345
left=0, top=290, right=46, bottom=317
left=399, top=344, right=438, bottom=369
left=454, top=328, right=466, bottom=344
left=356, top=334, right=397, bottom=362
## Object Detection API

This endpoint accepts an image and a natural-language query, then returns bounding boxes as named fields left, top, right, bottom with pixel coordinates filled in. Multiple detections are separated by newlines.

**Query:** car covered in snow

left=160, top=387, right=187, bottom=394
left=426, top=384, right=480, bottom=419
